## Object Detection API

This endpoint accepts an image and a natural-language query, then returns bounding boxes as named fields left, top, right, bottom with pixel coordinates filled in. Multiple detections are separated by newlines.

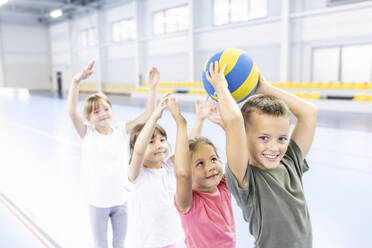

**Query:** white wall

left=291, top=2, right=372, bottom=81
left=0, top=18, right=50, bottom=90
left=45, top=0, right=372, bottom=92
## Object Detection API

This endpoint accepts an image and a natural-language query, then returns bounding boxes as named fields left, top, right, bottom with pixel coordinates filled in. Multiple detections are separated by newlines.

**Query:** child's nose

left=267, top=141, right=279, bottom=152
left=207, top=162, right=216, bottom=171
left=155, top=140, right=163, bottom=148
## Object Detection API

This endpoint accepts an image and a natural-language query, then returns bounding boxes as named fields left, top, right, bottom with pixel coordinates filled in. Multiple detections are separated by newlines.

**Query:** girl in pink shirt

left=167, top=97, right=236, bottom=248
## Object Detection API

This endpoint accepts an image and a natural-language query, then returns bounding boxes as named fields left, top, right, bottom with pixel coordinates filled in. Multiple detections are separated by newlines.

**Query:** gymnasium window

left=112, top=19, right=136, bottom=42
left=81, top=28, right=96, bottom=47
left=213, top=0, right=267, bottom=26
left=327, top=0, right=370, bottom=6
left=312, top=44, right=372, bottom=82
left=153, top=5, right=189, bottom=35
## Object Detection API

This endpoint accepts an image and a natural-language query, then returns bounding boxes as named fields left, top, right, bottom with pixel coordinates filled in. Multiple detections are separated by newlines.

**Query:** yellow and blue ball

left=202, top=48, right=259, bottom=103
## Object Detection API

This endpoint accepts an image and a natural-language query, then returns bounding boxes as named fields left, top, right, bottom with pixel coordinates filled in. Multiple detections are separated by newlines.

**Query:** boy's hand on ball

left=73, top=60, right=95, bottom=83
left=206, top=61, right=228, bottom=91
left=254, top=72, right=269, bottom=94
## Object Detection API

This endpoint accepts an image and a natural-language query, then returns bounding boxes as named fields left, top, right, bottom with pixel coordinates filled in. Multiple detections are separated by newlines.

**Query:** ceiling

left=0, top=0, right=110, bottom=22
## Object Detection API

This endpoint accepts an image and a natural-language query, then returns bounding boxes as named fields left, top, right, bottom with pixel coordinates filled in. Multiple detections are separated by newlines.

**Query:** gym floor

left=0, top=91, right=371, bottom=247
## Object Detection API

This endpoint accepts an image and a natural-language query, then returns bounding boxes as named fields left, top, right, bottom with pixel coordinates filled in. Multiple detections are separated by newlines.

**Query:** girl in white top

left=67, top=60, right=159, bottom=248
left=128, top=95, right=220, bottom=248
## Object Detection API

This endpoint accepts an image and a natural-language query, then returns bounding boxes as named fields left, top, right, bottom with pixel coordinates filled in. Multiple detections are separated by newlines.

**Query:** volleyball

left=202, top=48, right=259, bottom=103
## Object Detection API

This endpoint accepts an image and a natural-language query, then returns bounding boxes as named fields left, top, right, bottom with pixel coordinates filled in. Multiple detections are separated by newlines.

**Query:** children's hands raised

left=167, top=97, right=185, bottom=123
left=205, top=61, right=228, bottom=91
left=148, top=67, right=160, bottom=89
left=195, top=96, right=216, bottom=120
left=153, top=92, right=171, bottom=119
left=207, top=104, right=225, bottom=129
left=73, top=60, right=95, bottom=83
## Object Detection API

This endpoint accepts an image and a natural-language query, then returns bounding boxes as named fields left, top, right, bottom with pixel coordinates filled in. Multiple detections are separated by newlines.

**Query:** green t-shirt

left=226, top=139, right=312, bottom=248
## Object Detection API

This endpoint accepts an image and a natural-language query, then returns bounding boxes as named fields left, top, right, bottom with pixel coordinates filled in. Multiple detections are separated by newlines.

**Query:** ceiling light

left=50, top=9, right=63, bottom=18
left=0, top=0, right=8, bottom=7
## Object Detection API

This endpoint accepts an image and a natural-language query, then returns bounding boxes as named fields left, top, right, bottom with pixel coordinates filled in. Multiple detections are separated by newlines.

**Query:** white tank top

left=81, top=121, right=130, bottom=207
left=128, top=158, right=184, bottom=246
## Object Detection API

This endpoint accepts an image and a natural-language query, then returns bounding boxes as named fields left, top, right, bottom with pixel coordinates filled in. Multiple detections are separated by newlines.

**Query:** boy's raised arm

left=168, top=97, right=193, bottom=212
left=206, top=62, right=249, bottom=188
left=126, top=67, right=159, bottom=133
left=67, top=60, right=95, bottom=139
left=255, top=73, right=317, bottom=158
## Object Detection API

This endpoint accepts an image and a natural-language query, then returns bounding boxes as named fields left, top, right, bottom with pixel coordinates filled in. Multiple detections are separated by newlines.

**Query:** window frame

left=311, top=43, right=372, bottom=82
left=80, top=27, right=97, bottom=47
left=152, top=4, right=189, bottom=35
left=111, top=18, right=136, bottom=43
left=327, top=0, right=370, bottom=7
left=213, top=0, right=268, bottom=26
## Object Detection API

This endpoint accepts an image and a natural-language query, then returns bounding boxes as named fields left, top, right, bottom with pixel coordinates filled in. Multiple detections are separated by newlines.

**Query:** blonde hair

left=84, top=93, right=112, bottom=119
left=188, top=137, right=219, bottom=159
left=241, top=94, right=290, bottom=128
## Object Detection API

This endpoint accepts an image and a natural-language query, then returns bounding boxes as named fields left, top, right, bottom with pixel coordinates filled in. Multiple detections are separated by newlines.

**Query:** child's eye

left=105, top=108, right=109, bottom=111
left=196, top=161, right=204, bottom=167
left=149, top=140, right=154, bottom=144
left=278, top=137, right=288, bottom=143
left=259, top=136, right=268, bottom=141
left=160, top=138, right=166, bottom=142
left=94, top=110, right=99, bottom=114
left=211, top=157, right=218, bottom=163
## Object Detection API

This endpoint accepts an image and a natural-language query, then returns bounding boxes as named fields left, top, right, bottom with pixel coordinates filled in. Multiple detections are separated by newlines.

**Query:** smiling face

left=87, top=99, right=113, bottom=128
left=143, top=130, right=170, bottom=167
left=246, top=112, right=290, bottom=170
left=190, top=143, right=223, bottom=193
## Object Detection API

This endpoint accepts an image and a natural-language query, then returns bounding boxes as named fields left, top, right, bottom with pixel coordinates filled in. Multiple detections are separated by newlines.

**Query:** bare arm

left=206, top=62, right=248, bottom=188
left=125, top=67, right=159, bottom=133
left=255, top=74, right=318, bottom=157
left=128, top=94, right=169, bottom=182
left=67, top=60, right=95, bottom=139
left=168, top=97, right=193, bottom=212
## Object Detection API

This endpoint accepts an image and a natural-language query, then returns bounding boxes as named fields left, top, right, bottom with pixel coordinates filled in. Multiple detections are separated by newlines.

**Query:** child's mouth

left=263, top=153, right=279, bottom=161
left=206, top=173, right=219, bottom=179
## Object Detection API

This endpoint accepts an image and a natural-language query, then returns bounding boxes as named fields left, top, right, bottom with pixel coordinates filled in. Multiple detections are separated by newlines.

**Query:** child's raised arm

left=168, top=97, right=193, bottom=212
left=125, top=67, right=160, bottom=133
left=128, top=93, right=170, bottom=182
left=254, top=73, right=317, bottom=158
left=189, top=96, right=223, bottom=139
left=206, top=62, right=248, bottom=188
left=67, top=60, right=95, bottom=139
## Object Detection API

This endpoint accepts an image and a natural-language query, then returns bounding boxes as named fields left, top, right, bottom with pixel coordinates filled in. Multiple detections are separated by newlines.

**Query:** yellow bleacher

left=352, top=94, right=372, bottom=101
left=292, top=92, right=321, bottom=99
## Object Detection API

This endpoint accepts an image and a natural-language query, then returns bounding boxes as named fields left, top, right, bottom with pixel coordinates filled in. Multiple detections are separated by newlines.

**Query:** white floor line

left=1, top=120, right=80, bottom=148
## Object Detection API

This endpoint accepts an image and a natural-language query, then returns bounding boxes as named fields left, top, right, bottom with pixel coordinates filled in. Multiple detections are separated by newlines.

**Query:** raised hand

left=167, top=97, right=185, bottom=122
left=207, top=104, right=224, bottom=129
left=195, top=96, right=216, bottom=121
left=148, top=67, right=160, bottom=89
left=153, top=92, right=171, bottom=120
left=205, top=61, right=228, bottom=90
left=73, top=60, right=95, bottom=83
left=253, top=71, right=272, bottom=95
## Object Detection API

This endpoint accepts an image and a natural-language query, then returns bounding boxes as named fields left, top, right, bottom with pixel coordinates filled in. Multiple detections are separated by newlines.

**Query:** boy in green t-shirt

left=206, top=61, right=317, bottom=248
